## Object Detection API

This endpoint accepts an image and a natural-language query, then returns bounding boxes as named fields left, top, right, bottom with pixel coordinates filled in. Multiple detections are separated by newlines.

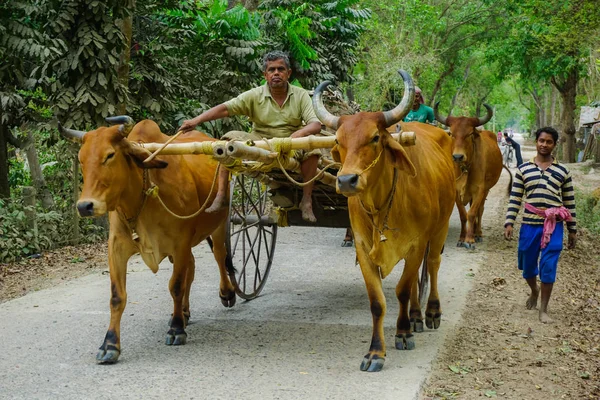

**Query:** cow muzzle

left=337, top=174, right=360, bottom=194
left=452, top=154, right=465, bottom=162
left=76, top=199, right=106, bottom=217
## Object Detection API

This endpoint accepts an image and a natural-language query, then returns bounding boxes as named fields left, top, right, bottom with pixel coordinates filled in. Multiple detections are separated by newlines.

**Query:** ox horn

left=312, top=81, right=340, bottom=130
left=477, top=103, right=493, bottom=126
left=105, top=115, right=135, bottom=137
left=58, top=123, right=86, bottom=143
left=433, top=101, right=448, bottom=126
left=382, top=69, right=415, bottom=127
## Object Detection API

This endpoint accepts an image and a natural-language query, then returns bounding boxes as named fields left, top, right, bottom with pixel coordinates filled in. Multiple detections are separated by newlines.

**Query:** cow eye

left=104, top=152, right=115, bottom=163
left=372, top=135, right=380, bottom=144
left=334, top=139, right=339, bottom=145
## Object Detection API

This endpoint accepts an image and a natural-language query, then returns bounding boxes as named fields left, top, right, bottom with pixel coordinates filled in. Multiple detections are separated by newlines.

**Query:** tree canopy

left=1, top=0, right=600, bottom=260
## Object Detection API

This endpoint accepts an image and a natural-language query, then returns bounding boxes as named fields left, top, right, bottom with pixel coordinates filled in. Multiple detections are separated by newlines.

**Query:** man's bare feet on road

left=206, top=194, right=226, bottom=213
left=299, top=200, right=316, bottom=223
left=539, top=311, right=553, bottom=324
left=526, top=286, right=539, bottom=310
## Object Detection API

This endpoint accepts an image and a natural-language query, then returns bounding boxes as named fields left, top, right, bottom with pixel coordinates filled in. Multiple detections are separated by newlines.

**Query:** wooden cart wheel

left=418, top=243, right=430, bottom=308
left=226, top=174, right=278, bottom=300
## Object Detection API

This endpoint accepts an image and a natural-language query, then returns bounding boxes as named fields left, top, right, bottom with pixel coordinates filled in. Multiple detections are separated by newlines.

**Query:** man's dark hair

left=262, top=51, right=291, bottom=71
left=503, top=132, right=509, bottom=137
left=535, top=126, right=559, bottom=143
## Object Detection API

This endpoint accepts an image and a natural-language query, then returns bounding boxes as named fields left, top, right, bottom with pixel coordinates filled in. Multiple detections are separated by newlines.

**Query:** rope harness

left=454, top=133, right=476, bottom=181
left=353, top=148, right=400, bottom=243
left=117, top=163, right=221, bottom=241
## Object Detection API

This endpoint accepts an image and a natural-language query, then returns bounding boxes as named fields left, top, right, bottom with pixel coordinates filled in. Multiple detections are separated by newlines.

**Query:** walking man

left=504, top=127, right=577, bottom=323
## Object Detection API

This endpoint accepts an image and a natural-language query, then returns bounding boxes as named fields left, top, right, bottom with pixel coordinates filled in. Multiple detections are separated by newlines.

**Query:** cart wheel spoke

left=226, top=174, right=278, bottom=300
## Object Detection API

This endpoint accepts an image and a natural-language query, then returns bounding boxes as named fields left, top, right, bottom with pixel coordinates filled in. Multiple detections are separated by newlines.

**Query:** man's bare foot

left=539, top=311, right=553, bottom=324
left=299, top=200, right=316, bottom=223
left=206, top=194, right=226, bottom=213
left=526, top=286, right=539, bottom=310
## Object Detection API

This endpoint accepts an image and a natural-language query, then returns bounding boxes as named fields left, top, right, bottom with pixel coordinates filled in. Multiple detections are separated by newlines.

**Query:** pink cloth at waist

left=524, top=203, right=572, bottom=249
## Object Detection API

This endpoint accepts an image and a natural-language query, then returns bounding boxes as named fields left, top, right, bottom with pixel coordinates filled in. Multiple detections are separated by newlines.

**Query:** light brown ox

left=59, top=117, right=236, bottom=364
left=313, top=71, right=455, bottom=372
left=434, top=103, right=511, bottom=249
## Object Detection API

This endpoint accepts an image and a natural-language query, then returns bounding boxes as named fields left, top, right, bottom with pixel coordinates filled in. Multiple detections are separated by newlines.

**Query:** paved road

left=0, top=176, right=511, bottom=400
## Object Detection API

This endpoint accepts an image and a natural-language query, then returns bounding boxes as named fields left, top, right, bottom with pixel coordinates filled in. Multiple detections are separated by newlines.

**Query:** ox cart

left=142, top=131, right=430, bottom=303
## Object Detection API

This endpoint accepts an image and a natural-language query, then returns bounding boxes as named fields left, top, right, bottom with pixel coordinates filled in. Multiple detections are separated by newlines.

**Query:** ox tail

left=225, top=251, right=236, bottom=275
left=502, top=165, right=513, bottom=196
left=206, top=236, right=237, bottom=275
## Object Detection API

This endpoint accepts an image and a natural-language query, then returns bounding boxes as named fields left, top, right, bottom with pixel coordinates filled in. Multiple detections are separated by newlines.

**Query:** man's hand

left=567, top=231, right=577, bottom=249
left=180, top=117, right=200, bottom=133
left=504, top=225, right=513, bottom=240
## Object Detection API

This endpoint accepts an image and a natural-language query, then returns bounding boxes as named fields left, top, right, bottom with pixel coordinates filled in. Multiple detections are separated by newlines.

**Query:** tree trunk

left=227, top=0, right=239, bottom=8
left=0, top=125, right=9, bottom=198
left=23, top=129, right=54, bottom=209
left=242, top=0, right=258, bottom=10
left=550, top=86, right=557, bottom=127
left=346, top=86, right=355, bottom=103
left=448, top=64, right=470, bottom=116
left=116, top=2, right=134, bottom=115
left=552, top=69, right=578, bottom=163
left=430, top=63, right=456, bottom=106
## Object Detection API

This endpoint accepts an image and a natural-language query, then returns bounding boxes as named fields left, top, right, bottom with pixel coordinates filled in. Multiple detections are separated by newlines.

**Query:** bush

left=0, top=196, right=107, bottom=263
left=575, top=189, right=600, bottom=236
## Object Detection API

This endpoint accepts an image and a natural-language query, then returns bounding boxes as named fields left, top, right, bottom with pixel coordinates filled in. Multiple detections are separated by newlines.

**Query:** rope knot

left=146, top=185, right=159, bottom=198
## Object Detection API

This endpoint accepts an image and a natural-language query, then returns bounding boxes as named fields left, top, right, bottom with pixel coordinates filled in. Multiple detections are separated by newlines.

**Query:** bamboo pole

left=226, top=141, right=278, bottom=163
left=144, top=130, right=183, bottom=164
left=139, top=131, right=416, bottom=156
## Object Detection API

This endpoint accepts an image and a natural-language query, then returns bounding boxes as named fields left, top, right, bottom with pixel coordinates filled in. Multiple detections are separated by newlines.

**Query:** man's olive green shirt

left=224, top=83, right=320, bottom=139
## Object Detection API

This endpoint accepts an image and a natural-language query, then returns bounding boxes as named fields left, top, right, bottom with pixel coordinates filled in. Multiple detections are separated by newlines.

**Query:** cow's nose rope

left=357, top=148, right=383, bottom=176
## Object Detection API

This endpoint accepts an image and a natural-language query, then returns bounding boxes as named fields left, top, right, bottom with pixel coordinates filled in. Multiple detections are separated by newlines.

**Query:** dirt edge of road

left=421, top=162, right=600, bottom=400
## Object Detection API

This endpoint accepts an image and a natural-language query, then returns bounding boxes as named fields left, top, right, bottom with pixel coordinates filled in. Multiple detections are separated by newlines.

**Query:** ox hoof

left=220, top=291, right=236, bottom=308
left=360, top=355, right=385, bottom=372
left=475, top=236, right=483, bottom=243
left=463, top=242, right=476, bottom=250
left=341, top=239, right=353, bottom=247
left=456, top=241, right=464, bottom=247
left=96, top=349, right=120, bottom=364
left=410, top=318, right=424, bottom=333
left=395, top=333, right=415, bottom=350
left=426, top=313, right=442, bottom=330
left=166, top=328, right=187, bottom=346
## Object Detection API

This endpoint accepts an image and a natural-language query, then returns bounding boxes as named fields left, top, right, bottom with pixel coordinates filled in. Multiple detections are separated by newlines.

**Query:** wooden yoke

left=140, top=131, right=416, bottom=156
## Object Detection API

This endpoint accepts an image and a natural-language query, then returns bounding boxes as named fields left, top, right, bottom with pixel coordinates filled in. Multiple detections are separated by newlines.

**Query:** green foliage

left=0, top=198, right=60, bottom=262
left=576, top=189, right=600, bottom=236
left=0, top=2, right=63, bottom=126
left=126, top=0, right=262, bottom=133
left=353, top=0, right=500, bottom=111
left=260, top=0, right=370, bottom=88
left=487, top=0, right=600, bottom=82
left=39, top=0, right=132, bottom=128
left=7, top=158, right=31, bottom=189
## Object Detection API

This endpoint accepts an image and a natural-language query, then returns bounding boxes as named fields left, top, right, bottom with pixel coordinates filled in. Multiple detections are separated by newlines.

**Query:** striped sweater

left=504, top=158, right=577, bottom=232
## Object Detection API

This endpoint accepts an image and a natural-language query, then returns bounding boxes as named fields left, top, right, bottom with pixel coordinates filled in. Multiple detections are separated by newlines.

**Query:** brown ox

left=59, top=117, right=236, bottom=363
left=434, top=103, right=510, bottom=248
left=313, top=71, right=455, bottom=372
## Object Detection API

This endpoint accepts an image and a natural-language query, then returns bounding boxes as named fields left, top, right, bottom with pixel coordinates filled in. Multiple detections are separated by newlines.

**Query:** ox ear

left=126, top=142, right=168, bottom=169
left=384, top=134, right=417, bottom=178
left=331, top=144, right=341, bottom=163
